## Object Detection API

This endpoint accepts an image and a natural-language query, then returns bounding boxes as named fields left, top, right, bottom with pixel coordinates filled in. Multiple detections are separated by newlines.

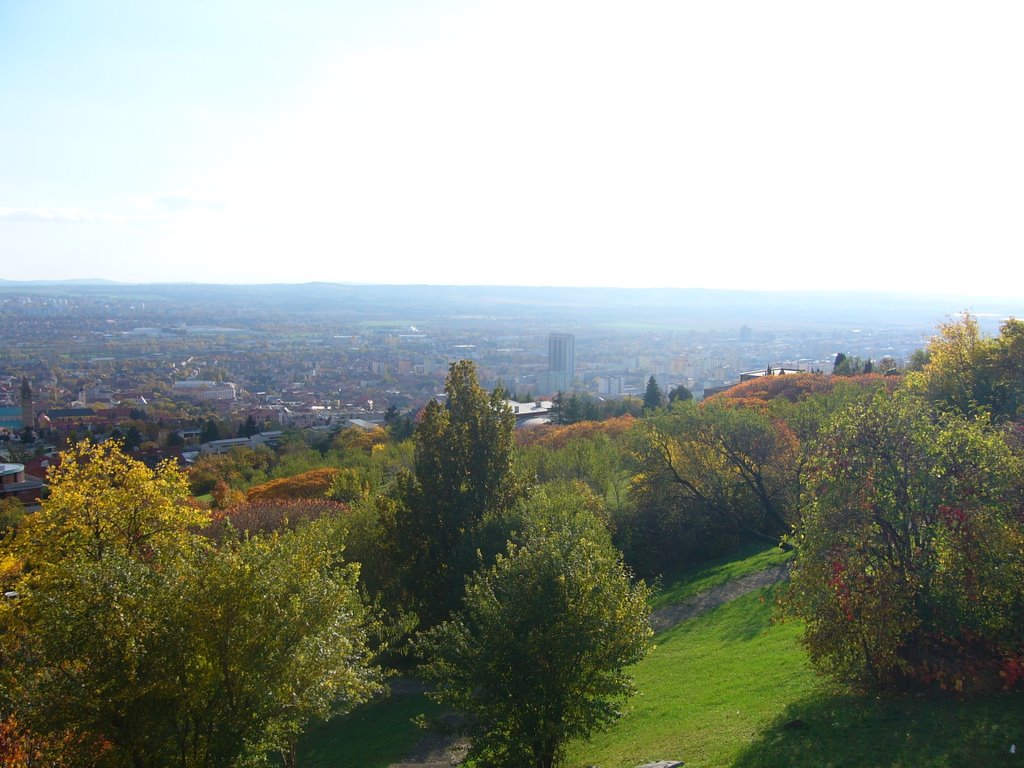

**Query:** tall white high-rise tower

left=547, top=333, right=575, bottom=392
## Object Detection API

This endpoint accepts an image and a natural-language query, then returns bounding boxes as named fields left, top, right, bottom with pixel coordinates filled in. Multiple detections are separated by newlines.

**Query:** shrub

left=245, top=467, right=341, bottom=502
left=784, top=389, right=1024, bottom=691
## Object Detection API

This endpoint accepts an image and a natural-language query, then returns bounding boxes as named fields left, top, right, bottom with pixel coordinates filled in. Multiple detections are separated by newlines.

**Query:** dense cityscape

left=2, top=281, right=1000, bottom=475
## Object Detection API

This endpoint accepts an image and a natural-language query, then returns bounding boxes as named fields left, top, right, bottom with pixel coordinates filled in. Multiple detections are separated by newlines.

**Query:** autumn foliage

left=206, top=498, right=348, bottom=538
left=0, top=716, right=100, bottom=768
left=708, top=372, right=895, bottom=405
left=784, top=389, right=1024, bottom=691
left=515, top=415, right=635, bottom=449
left=245, top=467, right=341, bottom=502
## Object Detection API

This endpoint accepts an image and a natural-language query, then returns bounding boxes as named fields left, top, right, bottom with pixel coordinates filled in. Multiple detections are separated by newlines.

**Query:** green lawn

left=649, top=541, right=793, bottom=610
left=296, top=688, right=442, bottom=768
left=297, top=544, right=1024, bottom=768
left=567, top=581, right=1024, bottom=768
left=566, top=584, right=815, bottom=768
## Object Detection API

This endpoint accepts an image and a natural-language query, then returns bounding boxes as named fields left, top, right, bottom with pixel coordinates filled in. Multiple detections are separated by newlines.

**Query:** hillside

left=297, top=544, right=1024, bottom=768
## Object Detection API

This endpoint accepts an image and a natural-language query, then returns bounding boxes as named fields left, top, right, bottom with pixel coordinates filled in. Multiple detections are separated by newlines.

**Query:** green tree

left=169, top=521, right=383, bottom=768
left=417, top=491, right=651, bottom=768
left=632, top=401, right=798, bottom=542
left=667, top=383, right=693, bottom=403
left=124, top=425, right=144, bottom=451
left=642, top=375, right=664, bottom=412
left=0, top=441, right=382, bottom=768
left=188, top=445, right=274, bottom=495
left=0, top=498, right=25, bottom=538
left=784, top=389, right=1024, bottom=689
left=238, top=414, right=259, bottom=438
left=325, top=467, right=371, bottom=504
left=200, top=418, right=221, bottom=444
left=517, top=435, right=627, bottom=512
left=912, top=313, right=1024, bottom=420
left=833, top=353, right=871, bottom=376
left=387, top=361, right=525, bottom=624
left=383, top=405, right=415, bottom=440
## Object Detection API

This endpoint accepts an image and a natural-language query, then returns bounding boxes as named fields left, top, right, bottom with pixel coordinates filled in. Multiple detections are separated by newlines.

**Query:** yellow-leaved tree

left=0, top=440, right=381, bottom=768
left=15, top=438, right=207, bottom=568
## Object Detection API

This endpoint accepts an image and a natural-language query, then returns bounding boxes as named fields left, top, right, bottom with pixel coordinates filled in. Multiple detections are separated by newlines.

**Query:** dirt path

left=389, top=563, right=790, bottom=766
left=385, top=682, right=468, bottom=768
left=648, top=562, right=790, bottom=633
left=388, top=728, right=467, bottom=768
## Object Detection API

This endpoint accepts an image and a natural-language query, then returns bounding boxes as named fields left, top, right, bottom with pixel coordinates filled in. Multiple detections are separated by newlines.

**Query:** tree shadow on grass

left=296, top=690, right=443, bottom=768
left=731, top=689, right=1024, bottom=768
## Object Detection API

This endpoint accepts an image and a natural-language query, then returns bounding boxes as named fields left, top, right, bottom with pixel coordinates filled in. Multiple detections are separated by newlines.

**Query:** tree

left=245, top=467, right=341, bottom=501
left=667, top=383, right=693, bottom=403
left=2, top=441, right=208, bottom=765
left=200, top=418, right=221, bottom=444
left=188, top=445, right=274, bottom=495
left=124, top=425, right=144, bottom=451
left=332, top=426, right=389, bottom=456
left=0, top=498, right=24, bottom=538
left=386, top=361, right=525, bottom=624
left=642, top=376, right=664, bottom=412
left=550, top=392, right=600, bottom=425
left=417, top=492, right=651, bottom=768
left=384, top=405, right=415, bottom=440
left=910, top=313, right=1024, bottom=421
left=517, top=433, right=628, bottom=512
left=0, top=441, right=382, bottom=767
left=238, top=414, right=259, bottom=438
left=168, top=521, right=383, bottom=768
left=833, top=353, right=871, bottom=376
left=784, top=389, right=1024, bottom=690
left=13, top=439, right=206, bottom=567
left=325, top=467, right=371, bottom=504
left=631, top=401, right=798, bottom=542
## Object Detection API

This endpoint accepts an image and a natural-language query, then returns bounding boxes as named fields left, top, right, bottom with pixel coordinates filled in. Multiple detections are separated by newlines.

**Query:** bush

left=246, top=467, right=341, bottom=501
left=784, top=389, right=1024, bottom=691
left=417, top=489, right=651, bottom=768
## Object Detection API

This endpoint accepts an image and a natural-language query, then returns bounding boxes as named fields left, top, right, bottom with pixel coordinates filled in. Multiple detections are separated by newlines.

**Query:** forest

left=1, top=313, right=1023, bottom=767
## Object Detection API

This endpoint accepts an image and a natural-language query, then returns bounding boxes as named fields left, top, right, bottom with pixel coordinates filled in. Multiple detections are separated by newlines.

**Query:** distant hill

left=0, top=281, right=1017, bottom=332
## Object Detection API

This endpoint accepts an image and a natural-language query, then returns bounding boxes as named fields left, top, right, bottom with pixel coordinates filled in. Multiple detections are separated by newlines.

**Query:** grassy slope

left=649, top=541, right=793, bottom=610
left=296, top=690, right=442, bottom=768
left=299, top=544, right=1024, bottom=768
left=568, top=544, right=1024, bottom=768
left=567, top=584, right=815, bottom=768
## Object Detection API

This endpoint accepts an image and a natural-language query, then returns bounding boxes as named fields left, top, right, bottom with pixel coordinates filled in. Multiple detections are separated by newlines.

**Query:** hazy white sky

left=1, top=1, right=1022, bottom=294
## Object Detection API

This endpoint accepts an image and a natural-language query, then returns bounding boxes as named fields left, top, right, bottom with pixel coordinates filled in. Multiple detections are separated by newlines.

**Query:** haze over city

left=2, top=1, right=1023, bottom=296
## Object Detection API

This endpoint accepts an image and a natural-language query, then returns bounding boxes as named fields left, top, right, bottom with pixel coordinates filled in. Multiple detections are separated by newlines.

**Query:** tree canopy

left=385, top=360, right=526, bottom=625
left=417, top=490, right=651, bottom=768
left=910, top=313, right=1024, bottom=420
left=0, top=441, right=381, bottom=768
left=642, top=375, right=664, bottom=412
left=784, top=389, right=1024, bottom=690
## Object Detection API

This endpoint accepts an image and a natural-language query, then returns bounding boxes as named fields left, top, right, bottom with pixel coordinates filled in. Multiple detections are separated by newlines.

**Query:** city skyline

left=2, top=2, right=1023, bottom=297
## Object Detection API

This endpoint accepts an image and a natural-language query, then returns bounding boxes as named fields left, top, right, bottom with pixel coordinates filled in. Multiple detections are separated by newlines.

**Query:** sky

left=1, top=1, right=1023, bottom=295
